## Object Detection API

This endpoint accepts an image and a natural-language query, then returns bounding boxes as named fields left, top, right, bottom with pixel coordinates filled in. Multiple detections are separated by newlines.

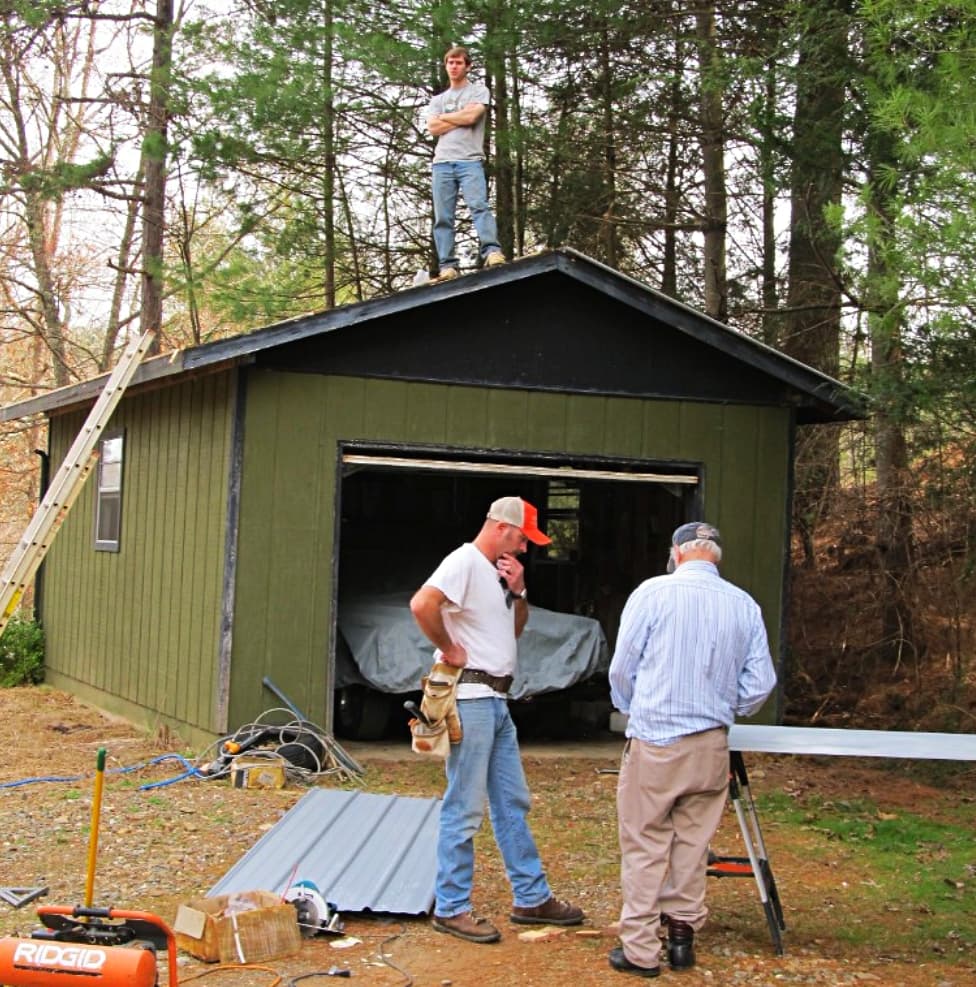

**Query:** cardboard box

left=230, top=756, right=286, bottom=790
left=173, top=890, right=301, bottom=963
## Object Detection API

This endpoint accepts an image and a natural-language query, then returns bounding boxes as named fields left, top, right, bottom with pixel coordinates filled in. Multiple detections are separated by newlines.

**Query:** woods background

left=1, top=0, right=974, bottom=732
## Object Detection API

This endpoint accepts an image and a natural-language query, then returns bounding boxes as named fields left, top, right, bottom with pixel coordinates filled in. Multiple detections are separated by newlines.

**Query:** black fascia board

left=1, top=248, right=865, bottom=424
left=551, top=250, right=866, bottom=423
left=184, top=248, right=865, bottom=424
left=180, top=253, right=551, bottom=372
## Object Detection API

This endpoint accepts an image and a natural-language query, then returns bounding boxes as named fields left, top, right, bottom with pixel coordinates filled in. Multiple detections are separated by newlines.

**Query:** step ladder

left=708, top=749, right=787, bottom=954
left=0, top=329, right=155, bottom=636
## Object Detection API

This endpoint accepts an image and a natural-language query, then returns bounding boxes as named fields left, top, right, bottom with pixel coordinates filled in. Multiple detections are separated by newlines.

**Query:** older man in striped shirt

left=607, top=522, right=777, bottom=978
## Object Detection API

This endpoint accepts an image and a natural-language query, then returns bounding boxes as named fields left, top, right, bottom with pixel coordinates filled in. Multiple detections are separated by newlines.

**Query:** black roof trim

left=0, top=351, right=250, bottom=422
left=551, top=251, right=863, bottom=420
left=1, top=248, right=866, bottom=423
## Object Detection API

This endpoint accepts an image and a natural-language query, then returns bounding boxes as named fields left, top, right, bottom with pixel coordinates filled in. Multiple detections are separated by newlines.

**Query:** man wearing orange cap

left=410, top=496, right=584, bottom=943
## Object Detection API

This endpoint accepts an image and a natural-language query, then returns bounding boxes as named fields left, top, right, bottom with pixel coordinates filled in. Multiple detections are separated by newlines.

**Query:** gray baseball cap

left=667, top=522, right=721, bottom=573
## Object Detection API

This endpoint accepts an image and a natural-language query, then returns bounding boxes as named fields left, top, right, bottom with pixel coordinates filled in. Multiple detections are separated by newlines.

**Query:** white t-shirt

left=424, top=542, right=517, bottom=698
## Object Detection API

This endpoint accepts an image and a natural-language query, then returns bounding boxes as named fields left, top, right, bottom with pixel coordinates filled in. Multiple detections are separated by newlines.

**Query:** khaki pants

left=616, top=728, right=729, bottom=967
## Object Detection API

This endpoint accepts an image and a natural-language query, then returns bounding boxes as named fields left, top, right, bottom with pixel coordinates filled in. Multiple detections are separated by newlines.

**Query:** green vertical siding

left=230, top=373, right=790, bottom=730
left=641, top=401, right=684, bottom=461
left=708, top=404, right=788, bottom=661
left=41, top=373, right=235, bottom=742
left=39, top=365, right=791, bottom=740
left=526, top=392, right=568, bottom=452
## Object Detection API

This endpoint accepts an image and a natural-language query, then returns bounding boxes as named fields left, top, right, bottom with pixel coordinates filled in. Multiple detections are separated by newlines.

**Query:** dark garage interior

left=331, top=445, right=700, bottom=740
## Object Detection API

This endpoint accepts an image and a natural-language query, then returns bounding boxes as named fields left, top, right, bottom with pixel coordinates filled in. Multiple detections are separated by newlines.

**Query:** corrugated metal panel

left=730, top=725, right=976, bottom=760
left=209, top=788, right=440, bottom=915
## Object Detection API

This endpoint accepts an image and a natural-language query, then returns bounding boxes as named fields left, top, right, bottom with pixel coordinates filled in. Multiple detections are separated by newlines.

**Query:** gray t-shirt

left=427, top=81, right=490, bottom=163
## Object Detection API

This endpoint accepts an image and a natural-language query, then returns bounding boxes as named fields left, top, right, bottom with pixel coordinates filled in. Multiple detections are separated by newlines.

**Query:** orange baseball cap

left=486, top=496, right=551, bottom=545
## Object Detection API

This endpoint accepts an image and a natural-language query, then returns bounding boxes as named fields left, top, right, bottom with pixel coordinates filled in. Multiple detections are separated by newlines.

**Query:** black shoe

left=669, top=940, right=695, bottom=969
left=666, top=917, right=696, bottom=970
left=609, top=946, right=660, bottom=978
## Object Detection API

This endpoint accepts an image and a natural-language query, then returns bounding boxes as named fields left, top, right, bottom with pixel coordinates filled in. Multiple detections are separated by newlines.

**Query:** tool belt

left=460, top=669, right=513, bottom=694
left=410, top=661, right=463, bottom=759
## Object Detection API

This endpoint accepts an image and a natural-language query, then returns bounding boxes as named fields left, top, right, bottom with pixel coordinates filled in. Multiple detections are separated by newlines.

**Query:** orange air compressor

left=0, top=906, right=178, bottom=987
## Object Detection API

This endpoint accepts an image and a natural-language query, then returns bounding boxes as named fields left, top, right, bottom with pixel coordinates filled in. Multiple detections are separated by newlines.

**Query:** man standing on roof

left=425, top=46, right=506, bottom=282
left=607, top=522, right=777, bottom=978
left=410, top=496, right=584, bottom=943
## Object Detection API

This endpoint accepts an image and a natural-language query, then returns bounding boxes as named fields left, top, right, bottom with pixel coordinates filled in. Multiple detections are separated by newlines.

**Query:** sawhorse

left=708, top=749, right=786, bottom=954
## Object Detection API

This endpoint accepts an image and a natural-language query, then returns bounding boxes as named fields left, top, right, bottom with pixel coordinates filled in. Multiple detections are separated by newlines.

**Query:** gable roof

left=1, top=248, right=865, bottom=424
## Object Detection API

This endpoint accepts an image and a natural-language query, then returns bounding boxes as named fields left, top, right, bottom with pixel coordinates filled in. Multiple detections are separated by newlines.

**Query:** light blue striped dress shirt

left=609, top=560, right=777, bottom=745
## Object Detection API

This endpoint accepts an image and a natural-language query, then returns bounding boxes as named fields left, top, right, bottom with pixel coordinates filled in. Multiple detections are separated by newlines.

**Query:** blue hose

left=0, top=753, right=207, bottom=790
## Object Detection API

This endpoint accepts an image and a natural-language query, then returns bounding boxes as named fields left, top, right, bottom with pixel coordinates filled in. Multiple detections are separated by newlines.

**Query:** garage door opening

left=331, top=447, right=700, bottom=741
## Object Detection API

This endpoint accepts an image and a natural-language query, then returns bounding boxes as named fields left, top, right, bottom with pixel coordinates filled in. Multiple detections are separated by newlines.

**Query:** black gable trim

left=257, top=271, right=801, bottom=410
left=1, top=249, right=865, bottom=424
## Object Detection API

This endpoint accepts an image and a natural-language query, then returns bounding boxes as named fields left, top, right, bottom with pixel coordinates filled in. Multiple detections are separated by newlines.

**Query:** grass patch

left=757, top=789, right=975, bottom=954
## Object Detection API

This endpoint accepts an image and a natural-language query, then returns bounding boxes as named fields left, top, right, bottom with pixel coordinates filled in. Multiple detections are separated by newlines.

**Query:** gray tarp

left=336, top=592, right=609, bottom=699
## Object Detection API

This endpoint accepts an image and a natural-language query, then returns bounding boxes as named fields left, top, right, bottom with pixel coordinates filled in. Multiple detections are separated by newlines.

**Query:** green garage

left=2, top=249, right=863, bottom=746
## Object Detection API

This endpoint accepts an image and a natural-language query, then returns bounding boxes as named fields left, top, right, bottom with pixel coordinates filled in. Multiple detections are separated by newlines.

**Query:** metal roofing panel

left=730, top=724, right=976, bottom=760
left=209, top=788, right=440, bottom=915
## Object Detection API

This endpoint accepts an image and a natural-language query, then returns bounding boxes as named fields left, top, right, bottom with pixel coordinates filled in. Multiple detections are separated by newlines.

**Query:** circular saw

left=283, top=881, right=344, bottom=938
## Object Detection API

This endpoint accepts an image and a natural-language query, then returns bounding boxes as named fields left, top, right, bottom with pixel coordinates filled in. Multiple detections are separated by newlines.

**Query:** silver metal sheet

left=730, top=725, right=976, bottom=761
left=209, top=788, right=440, bottom=915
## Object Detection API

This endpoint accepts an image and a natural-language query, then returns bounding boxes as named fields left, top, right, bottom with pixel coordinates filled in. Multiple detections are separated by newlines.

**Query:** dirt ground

left=1, top=686, right=974, bottom=987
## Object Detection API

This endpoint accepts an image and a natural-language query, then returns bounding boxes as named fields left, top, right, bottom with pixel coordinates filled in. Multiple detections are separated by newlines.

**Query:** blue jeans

left=435, top=697, right=551, bottom=917
left=432, top=160, right=501, bottom=270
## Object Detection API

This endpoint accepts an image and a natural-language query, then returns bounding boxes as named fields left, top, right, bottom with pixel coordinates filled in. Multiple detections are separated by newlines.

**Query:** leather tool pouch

left=410, top=661, right=463, bottom=758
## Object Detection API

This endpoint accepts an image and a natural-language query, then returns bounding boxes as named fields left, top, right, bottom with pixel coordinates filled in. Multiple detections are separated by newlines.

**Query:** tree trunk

left=511, top=49, right=526, bottom=257
left=0, top=34, right=70, bottom=384
left=661, top=25, right=685, bottom=299
left=866, top=127, right=918, bottom=667
left=103, top=165, right=144, bottom=369
left=695, top=2, right=727, bottom=321
left=139, top=0, right=174, bottom=355
left=484, top=3, right=515, bottom=260
left=22, top=195, right=70, bottom=386
left=783, top=0, right=848, bottom=566
left=597, top=24, right=619, bottom=268
left=760, top=63, right=778, bottom=346
left=322, top=0, right=336, bottom=307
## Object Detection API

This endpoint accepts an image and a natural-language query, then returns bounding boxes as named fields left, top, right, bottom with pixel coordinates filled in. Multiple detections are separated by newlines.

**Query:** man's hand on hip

left=441, top=641, right=468, bottom=668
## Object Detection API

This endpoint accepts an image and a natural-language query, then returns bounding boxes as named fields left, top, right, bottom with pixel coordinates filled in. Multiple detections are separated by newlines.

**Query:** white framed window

left=94, top=431, right=124, bottom=552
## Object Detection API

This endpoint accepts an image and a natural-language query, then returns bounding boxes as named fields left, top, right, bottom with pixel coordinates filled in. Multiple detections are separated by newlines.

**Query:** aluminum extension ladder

left=0, top=329, right=155, bottom=636
left=708, top=749, right=787, bottom=954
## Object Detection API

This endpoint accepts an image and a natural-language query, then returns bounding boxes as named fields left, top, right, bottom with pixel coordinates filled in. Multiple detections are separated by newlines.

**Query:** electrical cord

left=1, top=773, right=86, bottom=789
left=370, top=922, right=414, bottom=987
left=0, top=708, right=363, bottom=790
left=179, top=962, right=283, bottom=985
left=287, top=971, right=351, bottom=982
left=193, top=709, right=364, bottom=785
left=282, top=925, right=414, bottom=985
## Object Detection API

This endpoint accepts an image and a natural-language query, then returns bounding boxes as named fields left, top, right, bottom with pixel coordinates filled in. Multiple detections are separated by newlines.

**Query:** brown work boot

left=431, top=911, right=501, bottom=943
left=484, top=251, right=506, bottom=267
left=510, top=895, right=584, bottom=926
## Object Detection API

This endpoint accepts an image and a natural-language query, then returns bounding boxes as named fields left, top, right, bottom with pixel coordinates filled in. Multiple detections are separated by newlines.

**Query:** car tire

left=334, top=684, right=392, bottom=740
